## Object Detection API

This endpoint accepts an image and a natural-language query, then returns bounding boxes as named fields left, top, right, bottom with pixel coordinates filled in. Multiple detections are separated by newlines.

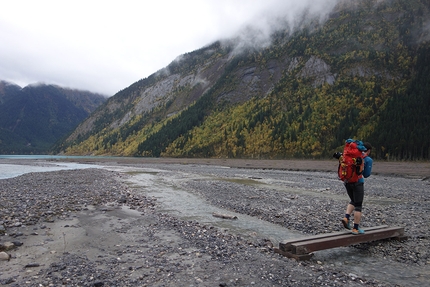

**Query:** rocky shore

left=0, top=159, right=429, bottom=286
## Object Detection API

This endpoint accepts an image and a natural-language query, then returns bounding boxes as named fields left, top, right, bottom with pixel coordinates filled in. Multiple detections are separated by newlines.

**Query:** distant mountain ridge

left=53, top=0, right=430, bottom=160
left=0, top=80, right=107, bottom=154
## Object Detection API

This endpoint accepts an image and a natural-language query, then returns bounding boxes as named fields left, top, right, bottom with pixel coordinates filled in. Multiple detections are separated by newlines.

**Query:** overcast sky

left=0, top=0, right=339, bottom=96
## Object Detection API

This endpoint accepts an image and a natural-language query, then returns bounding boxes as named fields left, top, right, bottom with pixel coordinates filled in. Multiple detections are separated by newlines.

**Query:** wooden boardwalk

left=274, top=225, right=406, bottom=260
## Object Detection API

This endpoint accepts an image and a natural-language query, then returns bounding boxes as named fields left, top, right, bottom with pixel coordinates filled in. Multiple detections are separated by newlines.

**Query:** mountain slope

left=0, top=82, right=107, bottom=154
left=0, top=81, right=21, bottom=104
left=59, top=0, right=430, bottom=160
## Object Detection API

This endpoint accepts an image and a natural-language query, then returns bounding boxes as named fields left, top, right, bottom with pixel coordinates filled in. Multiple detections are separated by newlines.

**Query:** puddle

left=124, top=167, right=429, bottom=287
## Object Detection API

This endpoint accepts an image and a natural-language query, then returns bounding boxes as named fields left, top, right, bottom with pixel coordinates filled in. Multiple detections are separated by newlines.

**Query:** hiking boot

left=351, top=228, right=365, bottom=235
left=341, top=218, right=351, bottom=230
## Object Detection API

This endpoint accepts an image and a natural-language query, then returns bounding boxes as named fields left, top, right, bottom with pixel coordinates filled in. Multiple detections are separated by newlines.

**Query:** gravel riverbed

left=0, top=159, right=429, bottom=286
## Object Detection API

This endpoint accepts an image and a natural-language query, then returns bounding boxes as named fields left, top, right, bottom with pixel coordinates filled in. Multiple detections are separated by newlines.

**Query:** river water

left=1, top=156, right=428, bottom=286
left=0, top=155, right=104, bottom=179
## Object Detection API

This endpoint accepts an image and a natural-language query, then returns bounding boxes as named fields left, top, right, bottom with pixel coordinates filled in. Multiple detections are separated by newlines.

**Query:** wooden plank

left=274, top=248, right=313, bottom=261
left=279, top=225, right=389, bottom=252
left=293, top=226, right=404, bottom=255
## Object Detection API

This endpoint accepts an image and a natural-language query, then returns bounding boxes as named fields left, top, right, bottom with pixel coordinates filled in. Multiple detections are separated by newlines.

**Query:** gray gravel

left=0, top=161, right=429, bottom=286
left=174, top=167, right=430, bottom=263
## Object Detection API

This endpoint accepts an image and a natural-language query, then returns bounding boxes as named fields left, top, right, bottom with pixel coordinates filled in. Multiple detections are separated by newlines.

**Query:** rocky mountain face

left=0, top=81, right=107, bottom=154
left=59, top=0, right=430, bottom=160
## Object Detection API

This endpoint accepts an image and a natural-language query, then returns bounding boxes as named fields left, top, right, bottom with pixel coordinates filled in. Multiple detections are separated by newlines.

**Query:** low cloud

left=0, top=0, right=341, bottom=95
left=224, top=0, right=340, bottom=54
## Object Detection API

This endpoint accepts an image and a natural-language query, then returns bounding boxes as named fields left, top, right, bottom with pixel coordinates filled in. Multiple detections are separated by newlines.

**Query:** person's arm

left=362, top=157, right=373, bottom=178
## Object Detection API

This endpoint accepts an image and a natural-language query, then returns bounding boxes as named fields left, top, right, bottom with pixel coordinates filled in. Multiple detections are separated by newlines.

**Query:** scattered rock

left=0, top=242, right=15, bottom=251
left=24, top=263, right=40, bottom=268
left=212, top=213, right=238, bottom=220
left=0, top=251, right=11, bottom=261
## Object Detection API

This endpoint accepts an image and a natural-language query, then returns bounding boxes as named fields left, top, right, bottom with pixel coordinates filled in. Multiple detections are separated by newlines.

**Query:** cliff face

left=63, top=49, right=336, bottom=144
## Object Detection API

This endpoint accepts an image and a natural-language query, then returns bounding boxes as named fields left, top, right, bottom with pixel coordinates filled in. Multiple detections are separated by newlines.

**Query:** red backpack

left=337, top=139, right=366, bottom=183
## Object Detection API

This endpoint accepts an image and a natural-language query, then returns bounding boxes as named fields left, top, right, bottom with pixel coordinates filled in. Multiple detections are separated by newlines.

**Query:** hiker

left=341, top=142, right=373, bottom=234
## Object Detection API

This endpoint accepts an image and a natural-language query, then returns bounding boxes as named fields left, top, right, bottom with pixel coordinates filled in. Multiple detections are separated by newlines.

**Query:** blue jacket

left=358, top=156, right=373, bottom=183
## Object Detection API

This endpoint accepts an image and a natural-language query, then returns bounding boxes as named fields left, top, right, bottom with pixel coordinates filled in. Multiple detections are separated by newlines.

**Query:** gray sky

left=0, top=0, right=339, bottom=95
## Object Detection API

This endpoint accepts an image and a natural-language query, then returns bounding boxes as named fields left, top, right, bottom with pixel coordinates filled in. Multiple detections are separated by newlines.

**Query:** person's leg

left=352, top=183, right=364, bottom=234
left=352, top=183, right=364, bottom=223
left=345, top=203, right=354, bottom=215
left=342, top=184, right=355, bottom=229
left=353, top=210, right=362, bottom=224
left=345, top=183, right=356, bottom=217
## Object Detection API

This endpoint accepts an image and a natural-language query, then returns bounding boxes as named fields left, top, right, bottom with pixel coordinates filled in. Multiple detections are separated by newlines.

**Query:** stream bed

left=123, top=165, right=429, bottom=287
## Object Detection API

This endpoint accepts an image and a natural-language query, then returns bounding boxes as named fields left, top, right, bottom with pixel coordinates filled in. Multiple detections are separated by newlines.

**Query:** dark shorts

left=345, top=182, right=364, bottom=212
